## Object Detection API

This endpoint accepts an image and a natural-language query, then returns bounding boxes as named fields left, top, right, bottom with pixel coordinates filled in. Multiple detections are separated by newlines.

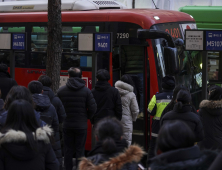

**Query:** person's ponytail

left=175, top=101, right=183, bottom=109
left=102, top=137, right=117, bottom=154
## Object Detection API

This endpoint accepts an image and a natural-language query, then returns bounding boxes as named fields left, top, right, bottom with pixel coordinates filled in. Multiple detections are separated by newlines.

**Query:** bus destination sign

left=206, top=31, right=222, bottom=51
left=12, top=33, right=26, bottom=50
left=95, top=33, right=112, bottom=52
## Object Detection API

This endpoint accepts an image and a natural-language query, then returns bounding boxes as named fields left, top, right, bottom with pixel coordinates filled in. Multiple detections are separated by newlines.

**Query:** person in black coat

left=79, top=117, right=144, bottom=170
left=0, top=86, right=45, bottom=130
left=28, top=81, right=62, bottom=169
left=91, top=69, right=122, bottom=126
left=0, top=91, right=5, bottom=117
left=161, top=85, right=198, bottom=120
left=57, top=67, right=97, bottom=170
left=38, top=75, right=66, bottom=123
left=0, top=99, right=59, bottom=170
left=148, top=120, right=217, bottom=170
left=0, top=64, right=17, bottom=101
left=161, top=89, right=204, bottom=142
left=198, top=85, right=222, bottom=151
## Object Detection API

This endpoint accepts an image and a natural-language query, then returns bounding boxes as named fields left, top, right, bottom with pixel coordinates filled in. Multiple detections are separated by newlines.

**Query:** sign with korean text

left=95, top=33, right=112, bottom=52
left=205, top=31, right=222, bottom=51
left=185, top=30, right=204, bottom=51
left=12, top=33, right=26, bottom=50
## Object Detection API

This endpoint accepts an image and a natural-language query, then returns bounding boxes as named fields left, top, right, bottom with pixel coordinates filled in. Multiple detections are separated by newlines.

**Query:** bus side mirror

left=164, top=47, right=179, bottom=75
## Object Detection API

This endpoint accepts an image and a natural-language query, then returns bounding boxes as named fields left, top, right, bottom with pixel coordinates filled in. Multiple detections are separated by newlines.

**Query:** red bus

left=0, top=1, right=202, bottom=151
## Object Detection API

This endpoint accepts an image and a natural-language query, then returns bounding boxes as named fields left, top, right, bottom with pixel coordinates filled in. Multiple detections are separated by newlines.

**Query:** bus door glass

left=0, top=26, right=26, bottom=67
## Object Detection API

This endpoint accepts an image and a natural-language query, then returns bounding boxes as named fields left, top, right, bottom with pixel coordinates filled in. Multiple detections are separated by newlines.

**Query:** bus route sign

left=206, top=31, right=222, bottom=51
left=12, top=33, right=26, bottom=50
left=94, top=33, right=112, bottom=52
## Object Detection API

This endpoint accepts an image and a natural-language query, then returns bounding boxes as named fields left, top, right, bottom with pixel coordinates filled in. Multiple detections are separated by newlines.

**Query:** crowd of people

left=0, top=63, right=222, bottom=170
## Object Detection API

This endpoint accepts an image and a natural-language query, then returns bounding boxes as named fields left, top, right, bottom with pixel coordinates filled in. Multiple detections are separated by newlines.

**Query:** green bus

left=179, top=6, right=222, bottom=30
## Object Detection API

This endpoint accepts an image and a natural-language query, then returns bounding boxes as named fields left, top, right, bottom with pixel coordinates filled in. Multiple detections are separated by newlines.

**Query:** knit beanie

left=96, top=69, right=110, bottom=81
left=209, top=85, right=222, bottom=100
left=162, top=76, right=175, bottom=90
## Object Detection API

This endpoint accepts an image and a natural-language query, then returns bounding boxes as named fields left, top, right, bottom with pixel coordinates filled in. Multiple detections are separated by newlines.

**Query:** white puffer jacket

left=115, top=81, right=139, bottom=145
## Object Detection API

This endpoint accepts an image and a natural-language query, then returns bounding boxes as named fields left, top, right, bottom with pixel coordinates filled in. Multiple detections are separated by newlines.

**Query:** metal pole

left=202, top=51, right=208, bottom=100
left=10, top=50, right=15, bottom=79
left=92, top=52, right=97, bottom=89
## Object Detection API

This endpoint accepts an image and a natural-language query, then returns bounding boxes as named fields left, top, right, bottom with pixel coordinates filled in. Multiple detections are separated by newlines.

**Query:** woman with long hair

left=115, top=74, right=139, bottom=145
left=0, top=99, right=58, bottom=170
left=79, top=117, right=144, bottom=170
left=0, top=86, right=45, bottom=129
left=160, top=89, right=204, bottom=142
left=148, top=120, right=217, bottom=170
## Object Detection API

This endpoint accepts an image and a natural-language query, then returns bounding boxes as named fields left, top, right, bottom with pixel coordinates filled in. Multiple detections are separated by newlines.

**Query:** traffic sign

left=206, top=30, right=222, bottom=51
left=185, top=30, right=204, bottom=51
left=12, top=33, right=26, bottom=50
left=95, top=33, right=112, bottom=52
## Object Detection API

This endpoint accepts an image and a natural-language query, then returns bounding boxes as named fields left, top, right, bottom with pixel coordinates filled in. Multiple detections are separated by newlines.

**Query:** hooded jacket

left=0, top=126, right=59, bottom=170
left=198, top=100, right=222, bottom=150
left=57, top=77, right=97, bottom=129
left=79, top=141, right=144, bottom=170
left=115, top=81, right=139, bottom=145
left=148, top=145, right=217, bottom=170
left=161, top=104, right=204, bottom=142
left=32, top=94, right=62, bottom=166
left=42, top=86, right=66, bottom=123
left=0, top=72, right=17, bottom=101
left=92, top=81, right=122, bottom=125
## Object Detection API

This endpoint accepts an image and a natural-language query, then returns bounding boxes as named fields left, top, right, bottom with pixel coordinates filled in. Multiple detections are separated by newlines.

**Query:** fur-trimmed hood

left=79, top=145, right=144, bottom=170
left=0, top=125, right=53, bottom=145
left=199, top=100, right=222, bottom=116
left=115, top=81, right=133, bottom=96
left=0, top=126, right=53, bottom=161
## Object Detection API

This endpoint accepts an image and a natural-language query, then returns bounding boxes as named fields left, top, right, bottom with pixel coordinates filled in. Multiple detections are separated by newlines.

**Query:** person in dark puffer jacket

left=161, top=89, right=204, bottom=142
left=0, top=99, right=59, bottom=170
left=198, top=85, right=222, bottom=151
left=57, top=67, right=97, bottom=170
left=79, top=117, right=145, bottom=170
left=148, top=120, right=217, bottom=170
left=28, top=81, right=62, bottom=169
left=38, top=75, right=66, bottom=124
left=91, top=69, right=122, bottom=126
left=0, top=64, right=17, bottom=101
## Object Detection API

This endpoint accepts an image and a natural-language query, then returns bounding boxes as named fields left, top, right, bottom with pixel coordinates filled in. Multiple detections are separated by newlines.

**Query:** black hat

left=0, top=64, right=8, bottom=73
left=96, top=69, right=110, bottom=81
left=162, top=76, right=175, bottom=90
left=209, top=85, right=222, bottom=100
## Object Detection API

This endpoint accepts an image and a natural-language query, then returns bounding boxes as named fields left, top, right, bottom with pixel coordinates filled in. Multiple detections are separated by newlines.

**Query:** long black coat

left=0, top=126, right=59, bottom=170
left=91, top=81, right=122, bottom=125
left=57, top=77, right=97, bottom=129
left=32, top=94, right=62, bottom=166
left=161, top=104, right=204, bottom=142
left=148, top=146, right=217, bottom=170
left=198, top=99, right=222, bottom=150
left=42, top=86, right=66, bottom=123
left=0, top=72, right=17, bottom=101
left=79, top=140, right=144, bottom=170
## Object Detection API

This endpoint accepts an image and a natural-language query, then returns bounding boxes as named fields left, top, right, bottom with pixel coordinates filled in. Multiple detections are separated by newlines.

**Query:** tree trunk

left=47, top=0, right=62, bottom=93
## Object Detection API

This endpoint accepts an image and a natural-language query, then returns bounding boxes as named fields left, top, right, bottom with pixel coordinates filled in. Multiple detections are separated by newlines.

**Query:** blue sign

left=206, top=31, right=222, bottom=51
left=12, top=33, right=26, bottom=50
left=95, top=33, right=111, bottom=52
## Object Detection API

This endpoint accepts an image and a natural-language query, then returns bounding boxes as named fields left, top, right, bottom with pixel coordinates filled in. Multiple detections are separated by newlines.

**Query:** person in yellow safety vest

left=147, top=75, right=175, bottom=159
